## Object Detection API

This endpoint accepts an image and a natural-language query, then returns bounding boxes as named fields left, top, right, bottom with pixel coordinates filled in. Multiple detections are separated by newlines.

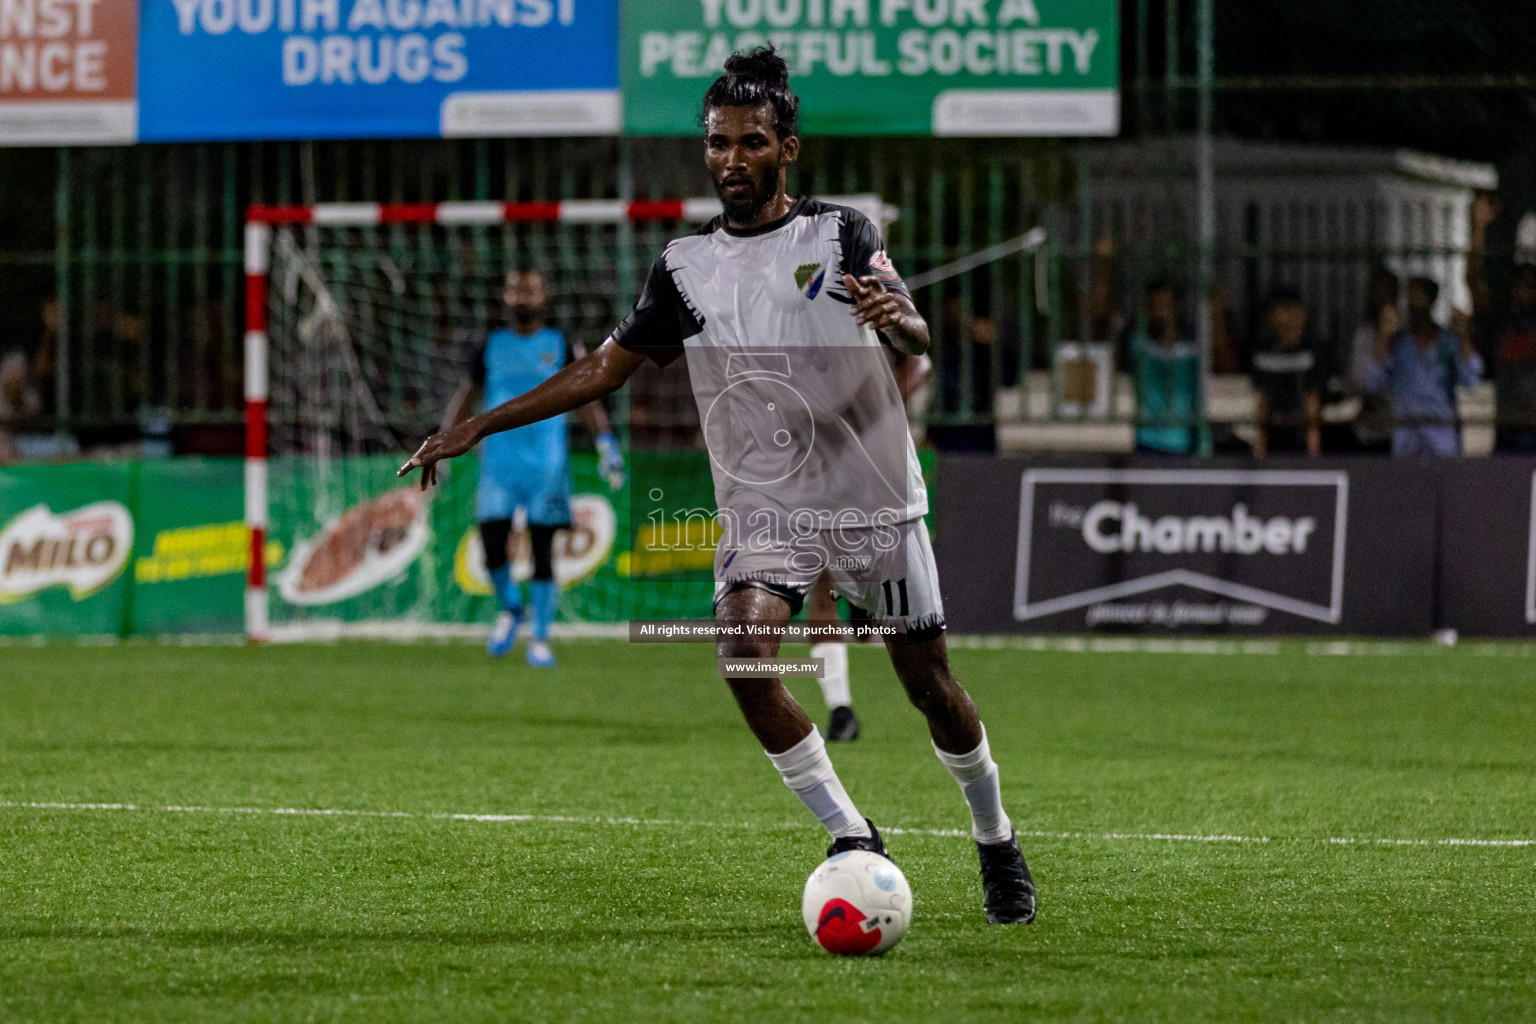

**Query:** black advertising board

left=936, top=456, right=1437, bottom=636
left=1437, top=458, right=1536, bottom=637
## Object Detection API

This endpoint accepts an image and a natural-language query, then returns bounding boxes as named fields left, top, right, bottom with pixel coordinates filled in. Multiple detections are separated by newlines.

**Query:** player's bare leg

left=717, top=586, right=810, bottom=753
left=885, top=632, right=981, bottom=753
left=806, top=573, right=858, bottom=741
left=717, top=586, right=887, bottom=857
left=887, top=633, right=1036, bottom=923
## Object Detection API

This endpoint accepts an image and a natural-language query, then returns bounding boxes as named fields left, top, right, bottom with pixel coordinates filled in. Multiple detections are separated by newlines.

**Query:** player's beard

left=714, top=159, right=782, bottom=225
left=509, top=304, right=542, bottom=331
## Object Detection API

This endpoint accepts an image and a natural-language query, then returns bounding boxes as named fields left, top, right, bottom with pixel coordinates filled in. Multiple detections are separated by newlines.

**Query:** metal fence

left=0, top=135, right=1513, bottom=459
left=0, top=136, right=1078, bottom=451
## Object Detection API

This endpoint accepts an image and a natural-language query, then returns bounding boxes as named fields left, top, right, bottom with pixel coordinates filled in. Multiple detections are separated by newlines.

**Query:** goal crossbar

left=245, top=198, right=733, bottom=228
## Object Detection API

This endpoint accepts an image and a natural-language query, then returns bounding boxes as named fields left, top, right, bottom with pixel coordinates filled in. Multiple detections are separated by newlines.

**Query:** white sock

left=765, top=727, right=871, bottom=840
left=933, top=725, right=1013, bottom=844
left=811, top=642, right=851, bottom=710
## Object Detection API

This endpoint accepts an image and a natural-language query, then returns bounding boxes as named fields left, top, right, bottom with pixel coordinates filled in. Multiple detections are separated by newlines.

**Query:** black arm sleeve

left=837, top=209, right=910, bottom=298
left=611, top=253, right=702, bottom=367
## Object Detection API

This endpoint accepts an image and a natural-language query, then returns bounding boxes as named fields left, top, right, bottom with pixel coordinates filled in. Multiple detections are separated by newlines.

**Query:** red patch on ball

left=814, top=898, right=882, bottom=956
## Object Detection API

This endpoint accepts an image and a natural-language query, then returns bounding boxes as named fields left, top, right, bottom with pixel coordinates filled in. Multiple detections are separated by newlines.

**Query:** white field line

left=2, top=800, right=1532, bottom=848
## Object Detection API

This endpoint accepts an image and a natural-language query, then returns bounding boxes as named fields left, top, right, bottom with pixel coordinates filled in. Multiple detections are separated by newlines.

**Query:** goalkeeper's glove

left=596, top=432, right=626, bottom=491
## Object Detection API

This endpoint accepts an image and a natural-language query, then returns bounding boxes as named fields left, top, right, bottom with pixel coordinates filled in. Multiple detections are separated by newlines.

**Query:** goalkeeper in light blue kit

left=442, top=268, right=625, bottom=667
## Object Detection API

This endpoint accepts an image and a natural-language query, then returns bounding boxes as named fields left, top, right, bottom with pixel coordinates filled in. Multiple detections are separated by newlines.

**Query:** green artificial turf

left=1, top=641, right=1534, bottom=1022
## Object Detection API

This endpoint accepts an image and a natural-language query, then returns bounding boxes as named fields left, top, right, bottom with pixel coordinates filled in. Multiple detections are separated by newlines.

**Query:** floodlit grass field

left=2, top=640, right=1534, bottom=1023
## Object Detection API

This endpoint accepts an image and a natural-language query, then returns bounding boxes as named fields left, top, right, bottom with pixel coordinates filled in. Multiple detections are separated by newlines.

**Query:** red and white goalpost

left=241, top=195, right=897, bottom=643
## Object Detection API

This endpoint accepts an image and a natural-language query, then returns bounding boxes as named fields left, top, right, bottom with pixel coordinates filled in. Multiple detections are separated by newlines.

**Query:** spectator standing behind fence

left=1344, top=269, right=1399, bottom=451
left=1367, top=276, right=1483, bottom=457
left=1490, top=264, right=1536, bottom=453
left=0, top=344, right=40, bottom=462
left=931, top=292, right=1002, bottom=453
left=32, top=297, right=58, bottom=420
left=1465, top=193, right=1536, bottom=453
left=1251, top=288, right=1322, bottom=458
left=1121, top=280, right=1206, bottom=456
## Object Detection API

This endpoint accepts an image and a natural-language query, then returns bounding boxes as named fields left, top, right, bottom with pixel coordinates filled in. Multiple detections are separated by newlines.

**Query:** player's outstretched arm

left=568, top=341, right=627, bottom=490
left=844, top=274, right=930, bottom=356
left=568, top=341, right=618, bottom=455
left=398, top=338, right=647, bottom=488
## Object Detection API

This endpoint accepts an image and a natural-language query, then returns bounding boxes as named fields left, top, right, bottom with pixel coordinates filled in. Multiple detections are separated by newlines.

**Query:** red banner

left=0, top=0, right=138, bottom=144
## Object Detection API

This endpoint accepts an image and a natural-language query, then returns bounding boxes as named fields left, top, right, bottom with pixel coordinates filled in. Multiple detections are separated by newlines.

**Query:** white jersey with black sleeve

left=612, top=196, right=929, bottom=528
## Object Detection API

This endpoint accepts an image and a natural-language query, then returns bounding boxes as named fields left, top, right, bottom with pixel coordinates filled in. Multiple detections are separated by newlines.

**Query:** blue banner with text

left=136, top=0, right=619, bottom=141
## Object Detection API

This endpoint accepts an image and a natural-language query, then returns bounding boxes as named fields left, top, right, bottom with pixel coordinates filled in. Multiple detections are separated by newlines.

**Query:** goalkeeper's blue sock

left=490, top=565, right=522, bottom=614
left=529, top=579, right=557, bottom=641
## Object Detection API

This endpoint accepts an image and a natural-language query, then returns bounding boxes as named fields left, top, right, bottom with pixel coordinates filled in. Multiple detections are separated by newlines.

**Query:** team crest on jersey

left=793, top=262, right=826, bottom=299
left=870, top=250, right=896, bottom=275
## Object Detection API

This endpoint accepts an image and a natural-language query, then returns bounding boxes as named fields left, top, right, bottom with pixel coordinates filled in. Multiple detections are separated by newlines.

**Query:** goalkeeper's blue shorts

left=476, top=460, right=571, bottom=527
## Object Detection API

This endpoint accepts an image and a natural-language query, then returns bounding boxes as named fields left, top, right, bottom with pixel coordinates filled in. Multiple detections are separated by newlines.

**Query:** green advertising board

left=0, top=450, right=937, bottom=638
left=265, top=452, right=718, bottom=634
left=0, top=458, right=255, bottom=637
left=0, top=463, right=137, bottom=636
left=622, top=0, right=1118, bottom=136
left=129, top=459, right=253, bottom=636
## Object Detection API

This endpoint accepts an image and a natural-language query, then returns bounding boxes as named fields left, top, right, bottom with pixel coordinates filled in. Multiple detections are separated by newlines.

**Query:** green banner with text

left=0, top=459, right=251, bottom=637
left=130, top=459, right=251, bottom=636
left=0, top=450, right=937, bottom=637
left=622, top=0, right=1118, bottom=136
left=0, top=463, right=138, bottom=636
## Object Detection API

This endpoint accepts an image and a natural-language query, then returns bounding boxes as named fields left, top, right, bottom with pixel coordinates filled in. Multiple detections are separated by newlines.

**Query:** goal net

left=243, top=197, right=897, bottom=642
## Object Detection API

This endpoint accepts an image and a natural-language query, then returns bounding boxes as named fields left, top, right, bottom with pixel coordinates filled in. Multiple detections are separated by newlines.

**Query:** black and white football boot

left=977, top=832, right=1036, bottom=924
left=827, top=818, right=893, bottom=863
left=826, top=705, right=861, bottom=742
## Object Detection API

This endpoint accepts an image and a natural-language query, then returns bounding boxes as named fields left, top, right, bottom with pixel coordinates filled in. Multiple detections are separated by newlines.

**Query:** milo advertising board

left=1, top=454, right=664, bottom=638
left=0, top=464, right=136, bottom=635
left=0, top=449, right=929, bottom=637
left=263, top=452, right=710, bottom=634
left=0, top=460, right=253, bottom=636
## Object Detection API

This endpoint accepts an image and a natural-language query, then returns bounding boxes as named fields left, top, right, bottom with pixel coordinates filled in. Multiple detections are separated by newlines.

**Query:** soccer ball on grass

left=802, top=850, right=912, bottom=956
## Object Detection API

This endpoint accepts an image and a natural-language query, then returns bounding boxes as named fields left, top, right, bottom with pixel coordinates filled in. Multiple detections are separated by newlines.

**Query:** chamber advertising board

left=1437, top=458, right=1536, bottom=637
left=935, top=456, right=1439, bottom=636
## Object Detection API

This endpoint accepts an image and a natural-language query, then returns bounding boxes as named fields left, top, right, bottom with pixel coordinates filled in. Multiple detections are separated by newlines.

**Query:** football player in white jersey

left=401, top=48, right=1035, bottom=925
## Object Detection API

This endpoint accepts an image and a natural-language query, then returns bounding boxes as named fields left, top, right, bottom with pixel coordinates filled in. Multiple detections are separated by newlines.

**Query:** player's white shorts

left=711, top=518, right=945, bottom=642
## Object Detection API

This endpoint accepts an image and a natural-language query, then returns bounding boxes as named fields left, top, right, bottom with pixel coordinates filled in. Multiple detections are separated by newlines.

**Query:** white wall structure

left=1079, top=139, right=1498, bottom=342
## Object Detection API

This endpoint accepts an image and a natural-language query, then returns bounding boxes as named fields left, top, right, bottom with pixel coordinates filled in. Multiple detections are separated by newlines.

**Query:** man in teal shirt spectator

left=1121, top=280, right=1207, bottom=456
